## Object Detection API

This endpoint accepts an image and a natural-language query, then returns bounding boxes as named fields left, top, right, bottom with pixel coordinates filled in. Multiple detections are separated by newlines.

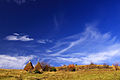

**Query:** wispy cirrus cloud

left=5, top=33, right=34, bottom=41
left=3, top=26, right=120, bottom=68
left=56, top=47, right=120, bottom=64
left=37, top=39, right=52, bottom=44
left=5, top=0, right=37, bottom=5
left=0, top=55, right=35, bottom=69
left=44, top=26, right=120, bottom=66
left=49, top=27, right=113, bottom=56
left=81, top=49, right=120, bottom=64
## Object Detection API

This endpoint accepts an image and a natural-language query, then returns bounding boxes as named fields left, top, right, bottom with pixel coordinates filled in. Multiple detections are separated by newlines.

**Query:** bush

left=41, top=62, right=50, bottom=71
left=58, top=67, right=68, bottom=71
left=112, top=63, right=119, bottom=71
left=67, top=64, right=76, bottom=71
left=88, top=65, right=97, bottom=69
left=33, top=70, right=43, bottom=74
left=103, top=63, right=109, bottom=68
left=50, top=67, right=57, bottom=72
left=43, top=65, right=50, bottom=71
left=88, top=62, right=97, bottom=69
left=90, top=62, right=94, bottom=65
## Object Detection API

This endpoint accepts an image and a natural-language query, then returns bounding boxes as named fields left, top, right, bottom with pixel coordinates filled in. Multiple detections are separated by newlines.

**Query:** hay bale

left=24, top=61, right=34, bottom=71
left=34, top=62, right=43, bottom=72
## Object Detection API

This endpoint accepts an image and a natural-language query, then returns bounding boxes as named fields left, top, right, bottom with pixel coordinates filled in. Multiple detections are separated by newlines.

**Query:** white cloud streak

left=0, top=55, right=36, bottom=69
left=5, top=33, right=34, bottom=41
left=6, top=0, right=37, bottom=5
left=37, top=39, right=52, bottom=44
left=57, top=57, right=82, bottom=63
left=50, top=27, right=108, bottom=56
left=81, top=49, right=120, bottom=64
left=45, top=26, right=120, bottom=65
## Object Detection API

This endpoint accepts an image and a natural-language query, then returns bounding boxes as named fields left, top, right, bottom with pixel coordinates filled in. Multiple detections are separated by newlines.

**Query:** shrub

left=103, top=63, right=109, bottom=68
left=67, top=64, right=76, bottom=71
left=43, top=65, right=50, bottom=71
left=88, top=62, right=97, bottom=69
left=50, top=67, right=57, bottom=72
left=112, top=63, right=119, bottom=71
left=40, top=62, right=51, bottom=71
left=33, top=70, right=43, bottom=74
left=58, top=67, right=68, bottom=71
left=90, top=62, right=94, bottom=65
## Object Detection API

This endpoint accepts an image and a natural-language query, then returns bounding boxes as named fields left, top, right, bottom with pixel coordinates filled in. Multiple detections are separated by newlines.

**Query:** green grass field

left=1, top=69, right=120, bottom=80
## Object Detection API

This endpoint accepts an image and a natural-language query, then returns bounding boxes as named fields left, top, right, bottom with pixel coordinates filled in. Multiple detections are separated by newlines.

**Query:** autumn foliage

left=67, top=64, right=76, bottom=71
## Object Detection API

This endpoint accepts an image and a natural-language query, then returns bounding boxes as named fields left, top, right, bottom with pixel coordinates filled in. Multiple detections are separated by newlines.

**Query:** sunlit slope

left=1, top=68, right=120, bottom=80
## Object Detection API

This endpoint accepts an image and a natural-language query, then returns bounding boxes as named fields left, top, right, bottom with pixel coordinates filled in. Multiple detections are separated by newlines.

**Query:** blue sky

left=0, top=0, right=120, bottom=69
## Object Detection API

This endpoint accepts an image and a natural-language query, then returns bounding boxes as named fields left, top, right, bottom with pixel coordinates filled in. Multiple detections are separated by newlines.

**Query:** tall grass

left=1, top=69, right=120, bottom=80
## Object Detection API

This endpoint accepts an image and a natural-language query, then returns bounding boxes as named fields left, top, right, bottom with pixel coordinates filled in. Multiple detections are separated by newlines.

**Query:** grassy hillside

left=1, top=69, right=120, bottom=80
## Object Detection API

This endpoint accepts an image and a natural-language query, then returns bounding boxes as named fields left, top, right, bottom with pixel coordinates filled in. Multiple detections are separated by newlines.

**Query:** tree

left=43, top=65, right=50, bottom=71
left=41, top=62, right=50, bottom=71
left=90, top=62, right=94, bottom=65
